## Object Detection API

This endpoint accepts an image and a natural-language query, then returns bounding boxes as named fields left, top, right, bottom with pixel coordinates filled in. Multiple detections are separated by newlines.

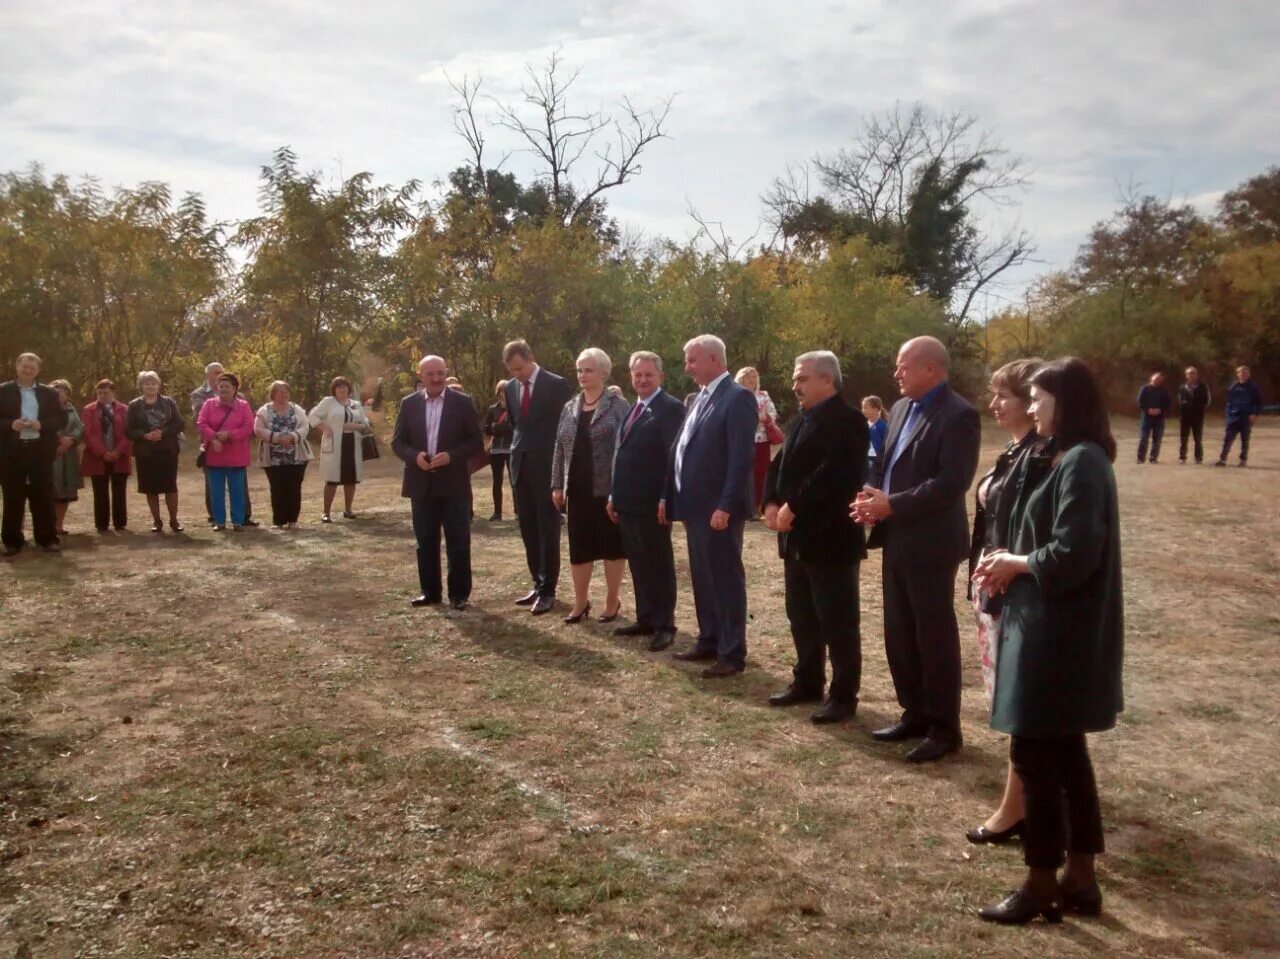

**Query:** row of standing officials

left=3, top=335, right=1130, bottom=926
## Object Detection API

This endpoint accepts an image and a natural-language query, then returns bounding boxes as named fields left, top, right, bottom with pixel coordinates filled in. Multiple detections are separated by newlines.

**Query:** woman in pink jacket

left=81, top=379, right=134, bottom=532
left=197, top=372, right=254, bottom=530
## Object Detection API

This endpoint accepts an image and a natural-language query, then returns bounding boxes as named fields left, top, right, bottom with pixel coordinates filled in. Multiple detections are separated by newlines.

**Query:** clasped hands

left=849, top=485, right=892, bottom=526
left=762, top=502, right=794, bottom=532
left=11, top=418, right=40, bottom=433
left=415, top=450, right=451, bottom=472
left=971, top=548, right=1030, bottom=596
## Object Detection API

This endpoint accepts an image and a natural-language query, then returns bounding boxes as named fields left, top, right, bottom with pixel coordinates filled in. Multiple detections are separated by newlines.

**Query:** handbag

left=764, top=418, right=785, bottom=445
left=196, top=404, right=238, bottom=467
left=361, top=433, right=380, bottom=460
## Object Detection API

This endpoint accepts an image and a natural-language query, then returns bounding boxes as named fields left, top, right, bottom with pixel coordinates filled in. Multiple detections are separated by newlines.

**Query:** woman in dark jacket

left=127, top=371, right=187, bottom=532
left=965, top=358, right=1042, bottom=847
left=483, top=380, right=513, bottom=521
left=972, top=357, right=1123, bottom=925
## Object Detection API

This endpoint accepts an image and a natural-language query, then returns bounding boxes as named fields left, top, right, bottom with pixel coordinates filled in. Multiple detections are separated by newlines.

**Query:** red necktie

left=621, top=401, right=644, bottom=441
left=520, top=380, right=531, bottom=418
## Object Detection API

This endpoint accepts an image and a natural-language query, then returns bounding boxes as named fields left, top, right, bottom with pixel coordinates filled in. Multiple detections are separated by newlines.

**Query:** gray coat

left=552, top=391, right=629, bottom=498
left=991, top=441, right=1125, bottom=737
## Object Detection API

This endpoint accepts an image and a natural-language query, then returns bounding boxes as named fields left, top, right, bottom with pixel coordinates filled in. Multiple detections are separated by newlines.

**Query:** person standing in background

left=81, top=379, right=133, bottom=533
left=309, top=377, right=372, bottom=522
left=127, top=371, right=186, bottom=533
left=197, top=372, right=255, bottom=531
left=734, top=367, right=780, bottom=519
left=48, top=379, right=84, bottom=537
left=191, top=362, right=257, bottom=526
left=1135, top=371, right=1171, bottom=464
left=862, top=395, right=889, bottom=475
left=0, top=353, right=66, bottom=555
left=483, top=380, right=513, bottom=521
left=1216, top=365, right=1264, bottom=467
left=1177, top=366, right=1211, bottom=464
left=254, top=381, right=313, bottom=529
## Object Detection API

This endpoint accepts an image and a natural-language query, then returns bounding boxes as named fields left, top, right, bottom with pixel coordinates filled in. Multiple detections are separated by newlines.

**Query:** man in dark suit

left=607, top=351, right=686, bottom=651
left=763, top=350, right=868, bottom=723
left=1, top=352, right=67, bottom=556
left=503, top=339, right=573, bottom=615
left=1178, top=365, right=1210, bottom=464
left=392, top=355, right=484, bottom=610
left=852, top=336, right=980, bottom=761
left=661, top=334, right=759, bottom=677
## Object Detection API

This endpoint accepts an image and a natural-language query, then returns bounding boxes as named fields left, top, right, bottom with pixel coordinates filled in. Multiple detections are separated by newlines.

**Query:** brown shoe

left=701, top=661, right=744, bottom=678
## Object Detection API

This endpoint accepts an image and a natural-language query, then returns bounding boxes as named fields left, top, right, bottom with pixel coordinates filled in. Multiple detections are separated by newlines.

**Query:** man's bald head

left=894, top=336, right=950, bottom=400
left=418, top=355, right=448, bottom=396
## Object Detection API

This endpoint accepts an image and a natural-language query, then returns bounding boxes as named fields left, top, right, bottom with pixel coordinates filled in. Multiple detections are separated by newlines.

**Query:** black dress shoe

left=810, top=699, right=856, bottom=724
left=410, top=595, right=440, bottom=607
left=1061, top=882, right=1103, bottom=916
left=905, top=736, right=960, bottom=763
left=768, top=687, right=823, bottom=707
left=531, top=596, right=555, bottom=615
left=515, top=590, right=539, bottom=606
left=672, top=648, right=718, bottom=662
left=614, top=622, right=655, bottom=637
left=564, top=602, right=592, bottom=624
left=243, top=519, right=260, bottom=527
left=978, top=888, right=1063, bottom=925
left=450, top=600, right=470, bottom=612
left=648, top=629, right=676, bottom=652
left=701, top=661, right=744, bottom=678
left=871, top=719, right=929, bottom=742
left=966, top=820, right=1023, bottom=845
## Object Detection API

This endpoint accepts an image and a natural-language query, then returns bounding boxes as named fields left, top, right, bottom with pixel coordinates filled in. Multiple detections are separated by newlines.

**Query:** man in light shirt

left=1, top=352, right=67, bottom=555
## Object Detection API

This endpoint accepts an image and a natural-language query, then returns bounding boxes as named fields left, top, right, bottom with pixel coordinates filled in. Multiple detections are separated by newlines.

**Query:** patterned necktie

left=621, top=401, right=644, bottom=441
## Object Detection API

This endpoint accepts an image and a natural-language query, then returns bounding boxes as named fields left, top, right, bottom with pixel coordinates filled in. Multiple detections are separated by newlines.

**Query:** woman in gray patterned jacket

left=551, top=347, right=630, bottom=625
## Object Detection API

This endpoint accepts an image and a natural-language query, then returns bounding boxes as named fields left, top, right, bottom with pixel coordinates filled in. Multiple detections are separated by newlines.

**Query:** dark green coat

left=990, top=441, right=1124, bottom=736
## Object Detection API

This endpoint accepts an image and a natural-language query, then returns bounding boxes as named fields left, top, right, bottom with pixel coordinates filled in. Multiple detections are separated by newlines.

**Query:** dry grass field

left=2, top=417, right=1278, bottom=958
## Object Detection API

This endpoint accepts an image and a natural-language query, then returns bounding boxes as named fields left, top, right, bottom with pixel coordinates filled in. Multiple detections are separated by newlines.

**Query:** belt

left=18, top=438, right=41, bottom=445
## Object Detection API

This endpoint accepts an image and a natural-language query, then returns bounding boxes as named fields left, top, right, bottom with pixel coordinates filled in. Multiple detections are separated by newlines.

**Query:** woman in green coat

left=972, top=357, right=1124, bottom=925
left=49, top=379, right=85, bottom=536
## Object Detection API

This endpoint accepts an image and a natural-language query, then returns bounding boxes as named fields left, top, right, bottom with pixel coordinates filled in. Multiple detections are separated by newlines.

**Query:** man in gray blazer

left=852, top=336, right=981, bottom=762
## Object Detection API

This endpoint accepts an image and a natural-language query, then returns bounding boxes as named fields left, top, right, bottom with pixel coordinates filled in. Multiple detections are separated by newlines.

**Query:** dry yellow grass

left=1, top=417, right=1277, bottom=958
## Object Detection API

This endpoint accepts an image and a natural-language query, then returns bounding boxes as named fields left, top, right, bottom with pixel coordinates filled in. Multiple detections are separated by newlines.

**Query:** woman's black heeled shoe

left=966, top=820, right=1024, bottom=845
left=598, top=606, right=621, bottom=623
left=150, top=521, right=164, bottom=533
left=169, top=520, right=184, bottom=532
left=978, top=888, right=1063, bottom=925
left=1061, top=882, right=1103, bottom=916
left=564, top=602, right=592, bottom=624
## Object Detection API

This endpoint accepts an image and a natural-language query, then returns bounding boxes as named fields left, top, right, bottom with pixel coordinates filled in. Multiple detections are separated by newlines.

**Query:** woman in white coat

left=307, top=376, right=371, bottom=522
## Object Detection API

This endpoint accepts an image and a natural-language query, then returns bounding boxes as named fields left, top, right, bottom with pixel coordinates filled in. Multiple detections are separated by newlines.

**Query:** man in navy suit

left=852, top=336, right=981, bottom=762
left=607, top=351, right=686, bottom=651
left=661, top=334, right=759, bottom=677
left=392, top=355, right=484, bottom=610
left=503, top=339, right=573, bottom=615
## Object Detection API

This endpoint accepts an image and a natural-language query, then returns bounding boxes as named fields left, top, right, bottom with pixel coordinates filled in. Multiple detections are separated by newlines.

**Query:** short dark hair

left=502, top=339, right=534, bottom=363
left=990, top=357, right=1044, bottom=406
left=217, top=372, right=240, bottom=391
left=330, top=376, right=352, bottom=395
left=1030, top=358, right=1116, bottom=462
left=95, top=378, right=116, bottom=391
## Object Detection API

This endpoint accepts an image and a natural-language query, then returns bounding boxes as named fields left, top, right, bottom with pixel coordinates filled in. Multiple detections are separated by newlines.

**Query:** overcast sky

left=3, top=0, right=1277, bottom=312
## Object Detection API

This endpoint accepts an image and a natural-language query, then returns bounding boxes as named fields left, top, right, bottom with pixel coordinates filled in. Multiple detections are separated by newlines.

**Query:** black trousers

left=514, top=473, right=561, bottom=598
left=1179, top=414, right=1205, bottom=462
left=882, top=556, right=963, bottom=741
left=1010, top=733, right=1105, bottom=869
left=91, top=472, right=129, bottom=530
left=618, top=509, right=677, bottom=631
left=264, top=463, right=307, bottom=525
left=785, top=558, right=861, bottom=704
left=1221, top=419, right=1252, bottom=463
left=205, top=465, right=252, bottom=521
left=1, top=442, right=57, bottom=548
left=489, top=453, right=507, bottom=516
left=411, top=491, right=472, bottom=603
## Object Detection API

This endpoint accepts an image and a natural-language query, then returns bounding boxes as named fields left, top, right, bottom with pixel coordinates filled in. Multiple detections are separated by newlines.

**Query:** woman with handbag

left=196, top=372, right=254, bottom=531
left=735, top=367, right=782, bottom=518
left=483, top=380, right=513, bottom=521
left=126, top=371, right=187, bottom=532
left=255, top=380, right=314, bottom=529
left=308, top=376, right=371, bottom=523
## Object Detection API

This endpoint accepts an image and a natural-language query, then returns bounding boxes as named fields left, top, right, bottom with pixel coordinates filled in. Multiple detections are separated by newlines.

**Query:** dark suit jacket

left=868, top=382, right=981, bottom=565
left=505, top=367, right=572, bottom=487
left=392, top=388, right=483, bottom=500
left=762, top=394, right=868, bottom=565
left=0, top=381, right=67, bottom=461
left=665, top=376, right=758, bottom=522
left=610, top=389, right=686, bottom=515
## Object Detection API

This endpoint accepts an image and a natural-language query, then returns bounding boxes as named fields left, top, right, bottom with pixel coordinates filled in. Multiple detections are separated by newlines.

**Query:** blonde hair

left=734, top=366, right=759, bottom=387
left=577, top=347, right=612, bottom=378
left=136, top=370, right=161, bottom=390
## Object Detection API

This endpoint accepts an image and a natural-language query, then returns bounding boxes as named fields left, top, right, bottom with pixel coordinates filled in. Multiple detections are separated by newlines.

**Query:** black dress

left=338, top=407, right=358, bottom=485
left=566, top=407, right=625, bottom=565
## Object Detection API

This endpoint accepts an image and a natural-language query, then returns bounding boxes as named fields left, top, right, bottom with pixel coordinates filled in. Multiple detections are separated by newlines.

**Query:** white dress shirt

left=673, top=371, right=729, bottom=492
left=423, top=390, right=445, bottom=457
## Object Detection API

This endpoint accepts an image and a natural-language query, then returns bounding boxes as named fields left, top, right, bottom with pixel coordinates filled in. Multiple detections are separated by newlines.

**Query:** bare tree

left=445, top=72, right=508, bottom=198
left=488, top=51, right=673, bottom=225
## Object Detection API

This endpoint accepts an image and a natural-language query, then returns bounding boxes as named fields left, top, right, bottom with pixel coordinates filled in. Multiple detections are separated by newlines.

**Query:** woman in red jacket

left=81, top=379, right=133, bottom=532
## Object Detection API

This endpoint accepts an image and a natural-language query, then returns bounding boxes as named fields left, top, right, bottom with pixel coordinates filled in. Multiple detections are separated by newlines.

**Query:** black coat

left=391, top=389, right=483, bottom=500
left=868, top=383, right=981, bottom=566
left=125, top=396, right=186, bottom=457
left=610, top=389, right=686, bottom=515
left=0, top=380, right=67, bottom=461
left=967, top=431, right=1040, bottom=598
left=505, top=368, right=573, bottom=488
left=762, top=394, right=868, bottom=565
